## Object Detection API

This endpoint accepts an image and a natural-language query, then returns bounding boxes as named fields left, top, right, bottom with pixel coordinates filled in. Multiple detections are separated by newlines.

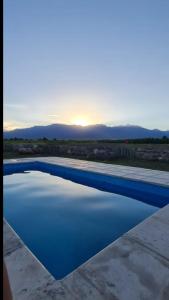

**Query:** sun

left=73, top=119, right=88, bottom=126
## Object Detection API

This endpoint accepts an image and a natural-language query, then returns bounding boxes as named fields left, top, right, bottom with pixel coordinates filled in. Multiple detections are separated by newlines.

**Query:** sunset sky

left=4, top=0, right=169, bottom=131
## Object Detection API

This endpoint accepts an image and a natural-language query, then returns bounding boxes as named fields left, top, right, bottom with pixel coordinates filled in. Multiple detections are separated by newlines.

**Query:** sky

left=4, top=0, right=169, bottom=131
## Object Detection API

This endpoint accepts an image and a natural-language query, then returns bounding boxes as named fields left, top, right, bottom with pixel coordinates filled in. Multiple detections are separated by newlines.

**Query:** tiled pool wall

left=4, top=161, right=169, bottom=208
left=3, top=158, right=169, bottom=300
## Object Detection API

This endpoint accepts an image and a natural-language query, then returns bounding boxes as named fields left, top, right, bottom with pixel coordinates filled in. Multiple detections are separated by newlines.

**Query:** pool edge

left=3, top=158, right=169, bottom=299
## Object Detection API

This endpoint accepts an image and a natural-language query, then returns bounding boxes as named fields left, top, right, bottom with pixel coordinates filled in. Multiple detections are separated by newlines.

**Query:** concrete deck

left=3, top=157, right=169, bottom=300
left=4, top=157, right=169, bottom=187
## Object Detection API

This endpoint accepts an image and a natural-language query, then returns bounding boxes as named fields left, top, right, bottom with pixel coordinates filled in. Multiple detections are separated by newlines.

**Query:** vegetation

left=4, top=136, right=169, bottom=144
left=3, top=138, right=169, bottom=172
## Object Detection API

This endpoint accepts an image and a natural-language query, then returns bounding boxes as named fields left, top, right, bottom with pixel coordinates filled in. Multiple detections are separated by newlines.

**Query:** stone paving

left=3, top=157, right=169, bottom=300
left=4, top=157, right=169, bottom=186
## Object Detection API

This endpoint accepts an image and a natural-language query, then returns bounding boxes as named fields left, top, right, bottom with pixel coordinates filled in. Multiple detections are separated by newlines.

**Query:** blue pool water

left=3, top=168, right=162, bottom=279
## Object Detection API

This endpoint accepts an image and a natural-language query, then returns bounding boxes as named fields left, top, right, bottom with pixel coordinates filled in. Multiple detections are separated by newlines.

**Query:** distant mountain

left=3, top=124, right=169, bottom=140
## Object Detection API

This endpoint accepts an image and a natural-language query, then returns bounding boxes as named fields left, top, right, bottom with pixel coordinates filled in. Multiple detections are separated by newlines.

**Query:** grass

left=3, top=152, right=169, bottom=171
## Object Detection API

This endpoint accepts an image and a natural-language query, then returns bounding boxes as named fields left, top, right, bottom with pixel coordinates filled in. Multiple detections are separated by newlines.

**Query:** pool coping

left=3, top=157, right=169, bottom=300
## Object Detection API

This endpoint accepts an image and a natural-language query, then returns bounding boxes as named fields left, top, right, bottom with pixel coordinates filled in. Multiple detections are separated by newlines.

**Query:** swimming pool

left=3, top=162, right=169, bottom=279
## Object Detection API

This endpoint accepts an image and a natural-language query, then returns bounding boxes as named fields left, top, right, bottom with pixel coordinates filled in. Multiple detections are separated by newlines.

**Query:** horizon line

left=3, top=122, right=169, bottom=132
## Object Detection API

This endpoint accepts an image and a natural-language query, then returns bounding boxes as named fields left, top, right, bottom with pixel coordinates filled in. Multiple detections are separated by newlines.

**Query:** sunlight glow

left=73, top=119, right=89, bottom=126
left=3, top=122, right=18, bottom=131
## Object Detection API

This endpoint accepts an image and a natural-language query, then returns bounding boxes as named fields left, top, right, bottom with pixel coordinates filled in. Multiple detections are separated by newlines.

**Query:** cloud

left=5, top=103, right=27, bottom=110
left=48, top=114, right=59, bottom=117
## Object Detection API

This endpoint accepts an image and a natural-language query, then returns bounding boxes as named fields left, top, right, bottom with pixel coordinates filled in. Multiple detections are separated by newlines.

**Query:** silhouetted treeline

left=98, top=136, right=169, bottom=144
left=3, top=136, right=169, bottom=144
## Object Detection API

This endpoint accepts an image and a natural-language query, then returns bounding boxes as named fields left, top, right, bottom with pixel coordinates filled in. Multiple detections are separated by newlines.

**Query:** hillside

left=3, top=124, right=169, bottom=140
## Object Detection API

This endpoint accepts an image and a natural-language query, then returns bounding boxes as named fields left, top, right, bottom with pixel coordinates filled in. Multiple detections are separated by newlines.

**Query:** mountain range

left=3, top=124, right=169, bottom=140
